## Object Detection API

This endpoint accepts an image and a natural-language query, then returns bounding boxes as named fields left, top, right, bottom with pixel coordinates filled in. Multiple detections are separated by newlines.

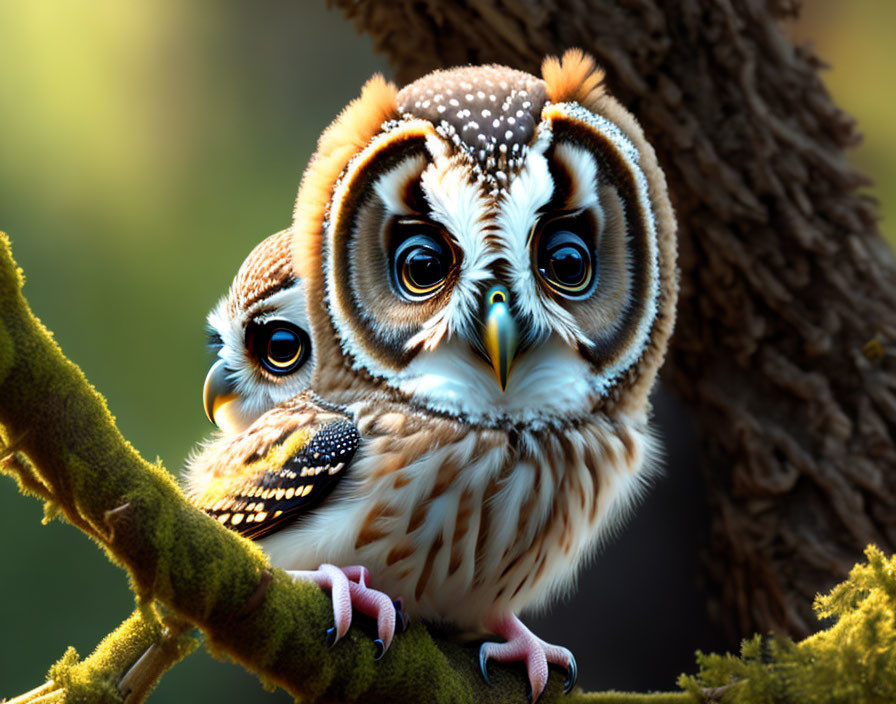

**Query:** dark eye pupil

left=405, top=249, right=445, bottom=288
left=268, top=328, right=299, bottom=362
left=550, top=246, right=586, bottom=285
left=536, top=227, right=594, bottom=295
left=393, top=231, right=452, bottom=298
left=250, top=321, right=308, bottom=376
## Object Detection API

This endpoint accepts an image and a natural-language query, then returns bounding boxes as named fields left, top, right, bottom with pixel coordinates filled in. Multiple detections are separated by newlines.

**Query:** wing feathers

left=186, top=394, right=359, bottom=540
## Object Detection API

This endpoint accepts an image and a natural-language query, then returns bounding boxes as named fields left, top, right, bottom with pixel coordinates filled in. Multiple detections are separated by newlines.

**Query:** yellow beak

left=483, top=285, right=519, bottom=392
left=203, top=358, right=238, bottom=426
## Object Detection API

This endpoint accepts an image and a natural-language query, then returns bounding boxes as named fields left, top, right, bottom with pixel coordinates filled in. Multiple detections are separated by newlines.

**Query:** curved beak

left=483, top=286, right=520, bottom=392
left=203, top=358, right=238, bottom=426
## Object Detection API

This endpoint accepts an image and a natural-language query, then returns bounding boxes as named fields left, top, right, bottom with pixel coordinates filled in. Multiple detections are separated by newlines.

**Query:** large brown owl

left=189, top=50, right=677, bottom=700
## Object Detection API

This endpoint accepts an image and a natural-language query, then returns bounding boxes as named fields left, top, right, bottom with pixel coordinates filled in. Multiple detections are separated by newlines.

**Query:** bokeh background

left=1, top=1, right=893, bottom=699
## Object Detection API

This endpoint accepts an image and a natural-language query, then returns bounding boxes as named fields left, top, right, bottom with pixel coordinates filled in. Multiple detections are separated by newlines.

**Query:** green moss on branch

left=48, top=607, right=196, bottom=704
left=0, top=230, right=637, bottom=703
left=5, top=226, right=896, bottom=704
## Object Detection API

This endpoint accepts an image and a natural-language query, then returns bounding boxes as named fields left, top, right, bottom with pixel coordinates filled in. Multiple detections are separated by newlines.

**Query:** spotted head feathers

left=293, top=50, right=676, bottom=426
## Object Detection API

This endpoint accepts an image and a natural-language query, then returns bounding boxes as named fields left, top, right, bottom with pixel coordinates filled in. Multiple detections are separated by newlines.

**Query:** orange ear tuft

left=292, top=75, right=399, bottom=280
left=541, top=49, right=606, bottom=110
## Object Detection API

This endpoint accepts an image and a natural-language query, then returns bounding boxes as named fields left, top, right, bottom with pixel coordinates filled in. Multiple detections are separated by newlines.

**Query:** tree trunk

left=331, top=0, right=896, bottom=641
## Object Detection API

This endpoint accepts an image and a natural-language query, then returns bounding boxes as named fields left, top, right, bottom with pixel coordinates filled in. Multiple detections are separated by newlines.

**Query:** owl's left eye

left=533, top=217, right=596, bottom=297
left=391, top=226, right=454, bottom=301
left=247, top=320, right=310, bottom=376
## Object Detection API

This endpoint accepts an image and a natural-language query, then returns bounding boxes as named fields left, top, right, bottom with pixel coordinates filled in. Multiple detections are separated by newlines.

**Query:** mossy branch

left=2, top=217, right=896, bottom=704
left=0, top=230, right=703, bottom=703
left=4, top=606, right=196, bottom=704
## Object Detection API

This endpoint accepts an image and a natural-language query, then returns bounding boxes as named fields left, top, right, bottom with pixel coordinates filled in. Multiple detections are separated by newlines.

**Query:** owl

left=202, top=229, right=314, bottom=434
left=188, top=50, right=677, bottom=700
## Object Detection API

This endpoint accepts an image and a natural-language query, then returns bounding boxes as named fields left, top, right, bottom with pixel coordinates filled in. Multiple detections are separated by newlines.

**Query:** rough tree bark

left=329, top=0, right=896, bottom=641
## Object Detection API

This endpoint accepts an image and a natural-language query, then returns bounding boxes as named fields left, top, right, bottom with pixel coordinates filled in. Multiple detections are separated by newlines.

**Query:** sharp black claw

left=373, top=638, right=386, bottom=660
left=393, top=599, right=409, bottom=632
left=326, top=627, right=337, bottom=647
left=526, top=681, right=536, bottom=704
left=563, top=655, right=578, bottom=694
left=478, top=647, right=491, bottom=686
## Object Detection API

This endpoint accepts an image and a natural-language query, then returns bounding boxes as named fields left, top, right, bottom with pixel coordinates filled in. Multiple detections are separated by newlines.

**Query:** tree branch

left=3, top=607, right=194, bottom=704
left=0, top=230, right=695, bottom=703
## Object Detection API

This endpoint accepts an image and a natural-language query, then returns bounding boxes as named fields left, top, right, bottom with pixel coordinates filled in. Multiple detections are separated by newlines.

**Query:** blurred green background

left=0, top=1, right=892, bottom=700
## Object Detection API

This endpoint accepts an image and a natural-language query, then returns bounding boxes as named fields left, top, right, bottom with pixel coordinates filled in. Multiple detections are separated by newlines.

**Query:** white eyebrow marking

left=372, top=154, right=428, bottom=215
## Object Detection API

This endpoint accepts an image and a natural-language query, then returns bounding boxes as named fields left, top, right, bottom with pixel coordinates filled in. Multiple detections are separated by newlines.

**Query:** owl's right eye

left=391, top=226, right=454, bottom=301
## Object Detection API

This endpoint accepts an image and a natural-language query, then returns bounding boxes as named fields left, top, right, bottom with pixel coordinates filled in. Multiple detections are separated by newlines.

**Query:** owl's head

left=204, top=229, right=314, bottom=433
left=294, top=51, right=676, bottom=427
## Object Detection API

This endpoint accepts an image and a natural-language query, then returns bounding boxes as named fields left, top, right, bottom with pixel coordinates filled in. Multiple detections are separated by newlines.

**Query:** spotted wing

left=187, top=393, right=360, bottom=540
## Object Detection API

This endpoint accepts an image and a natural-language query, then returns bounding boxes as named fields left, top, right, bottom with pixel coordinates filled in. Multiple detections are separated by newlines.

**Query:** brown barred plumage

left=190, top=49, right=676, bottom=701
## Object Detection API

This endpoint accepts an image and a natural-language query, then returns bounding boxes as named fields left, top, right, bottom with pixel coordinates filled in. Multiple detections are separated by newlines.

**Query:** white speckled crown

left=396, top=65, right=548, bottom=177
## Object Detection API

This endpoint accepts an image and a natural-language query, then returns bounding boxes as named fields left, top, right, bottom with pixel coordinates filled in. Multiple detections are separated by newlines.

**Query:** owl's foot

left=286, top=563, right=400, bottom=657
left=479, top=613, right=577, bottom=702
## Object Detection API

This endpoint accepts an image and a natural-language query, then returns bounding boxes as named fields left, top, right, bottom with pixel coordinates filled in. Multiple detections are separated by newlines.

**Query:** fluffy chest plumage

left=259, top=401, right=654, bottom=629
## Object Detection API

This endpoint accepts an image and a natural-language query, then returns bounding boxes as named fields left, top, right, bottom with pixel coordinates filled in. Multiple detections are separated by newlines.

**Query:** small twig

left=2, top=450, right=53, bottom=502
left=232, top=569, right=274, bottom=620
left=118, top=617, right=193, bottom=704
left=4, top=682, right=59, bottom=704
left=701, top=681, right=746, bottom=701
left=0, top=429, right=29, bottom=460
left=1, top=450, right=104, bottom=542
left=104, top=502, right=134, bottom=542
left=25, top=693, right=63, bottom=704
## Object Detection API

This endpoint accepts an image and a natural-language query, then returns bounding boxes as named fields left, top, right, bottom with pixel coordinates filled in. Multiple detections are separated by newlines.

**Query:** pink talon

left=286, top=564, right=399, bottom=656
left=479, top=614, right=577, bottom=701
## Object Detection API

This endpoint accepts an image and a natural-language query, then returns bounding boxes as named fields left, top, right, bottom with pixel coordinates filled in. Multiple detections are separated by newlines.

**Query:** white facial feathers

left=393, top=336, right=596, bottom=425
left=547, top=102, right=662, bottom=399
left=372, top=154, right=426, bottom=215
left=552, top=141, right=601, bottom=213
left=324, top=100, right=664, bottom=422
left=207, top=282, right=313, bottom=431
left=406, top=156, right=497, bottom=351
left=493, top=147, right=592, bottom=348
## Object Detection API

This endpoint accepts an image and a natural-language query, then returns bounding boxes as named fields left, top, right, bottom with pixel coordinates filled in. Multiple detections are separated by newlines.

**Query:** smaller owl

left=194, top=230, right=398, bottom=644
left=203, top=229, right=314, bottom=434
